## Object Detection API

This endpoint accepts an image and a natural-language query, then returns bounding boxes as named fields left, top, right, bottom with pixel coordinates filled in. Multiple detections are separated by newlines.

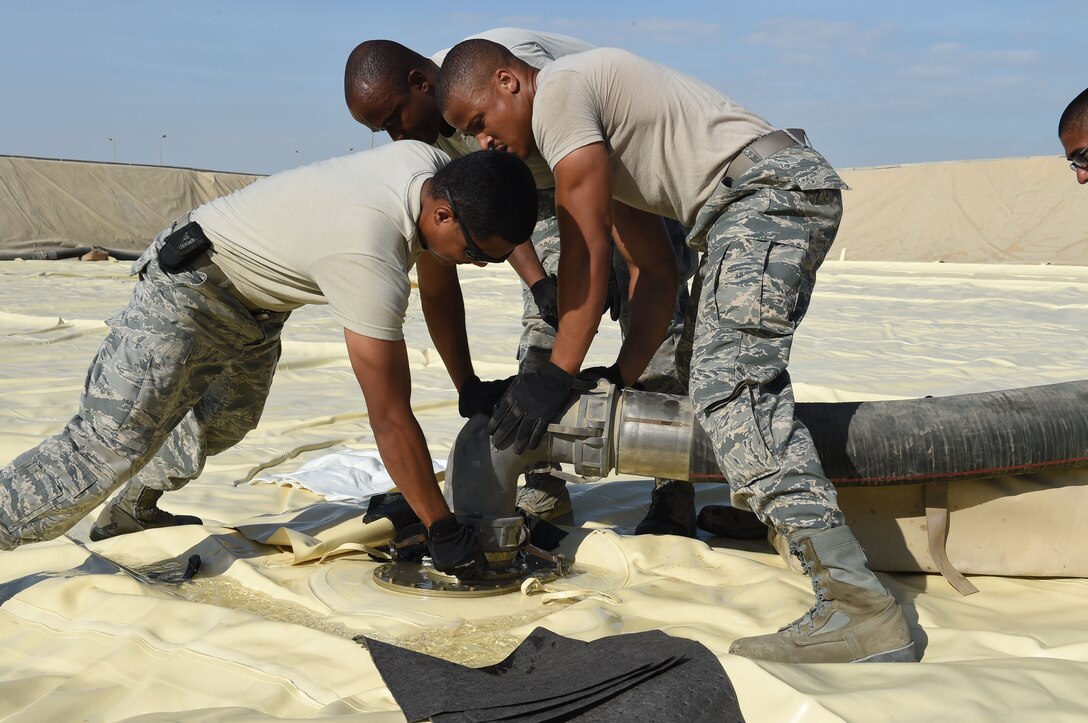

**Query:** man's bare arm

left=344, top=328, right=449, bottom=526
left=506, top=241, right=547, bottom=288
left=551, top=141, right=615, bottom=376
left=416, top=252, right=474, bottom=390
left=610, top=202, right=678, bottom=384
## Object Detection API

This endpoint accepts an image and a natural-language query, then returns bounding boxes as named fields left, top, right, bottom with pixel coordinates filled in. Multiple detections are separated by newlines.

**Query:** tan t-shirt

left=432, top=27, right=595, bottom=190
left=191, top=141, right=447, bottom=341
left=533, top=47, right=775, bottom=226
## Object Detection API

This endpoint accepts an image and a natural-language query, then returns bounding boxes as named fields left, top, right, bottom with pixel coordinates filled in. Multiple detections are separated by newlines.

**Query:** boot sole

left=853, top=642, right=918, bottom=663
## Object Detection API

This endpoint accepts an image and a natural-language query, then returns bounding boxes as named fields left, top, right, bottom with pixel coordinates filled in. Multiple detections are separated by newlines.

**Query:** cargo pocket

left=707, top=386, right=781, bottom=489
left=83, top=327, right=191, bottom=456
left=758, top=240, right=807, bottom=336
left=6, top=456, right=83, bottom=526
left=709, top=237, right=807, bottom=336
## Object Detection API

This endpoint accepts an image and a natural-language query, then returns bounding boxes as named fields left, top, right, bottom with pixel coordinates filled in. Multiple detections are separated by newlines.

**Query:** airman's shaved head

left=344, top=40, right=443, bottom=143
left=1059, top=87, right=1088, bottom=138
left=435, top=39, right=521, bottom=113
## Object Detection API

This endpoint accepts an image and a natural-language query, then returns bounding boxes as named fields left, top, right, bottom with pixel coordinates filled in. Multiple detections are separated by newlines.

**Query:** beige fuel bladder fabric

left=1, top=173, right=1088, bottom=719
left=2, top=153, right=1085, bottom=264
left=0, top=156, right=259, bottom=254
left=836, top=155, right=1087, bottom=264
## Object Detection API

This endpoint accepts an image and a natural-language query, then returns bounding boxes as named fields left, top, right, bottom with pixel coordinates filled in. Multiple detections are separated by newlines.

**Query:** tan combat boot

left=729, top=525, right=917, bottom=663
left=89, top=485, right=202, bottom=541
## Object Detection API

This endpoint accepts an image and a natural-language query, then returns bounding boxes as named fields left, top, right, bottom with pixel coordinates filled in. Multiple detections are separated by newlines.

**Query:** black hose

left=690, top=380, right=1088, bottom=487
left=0, top=246, right=142, bottom=261
left=800, top=380, right=1088, bottom=486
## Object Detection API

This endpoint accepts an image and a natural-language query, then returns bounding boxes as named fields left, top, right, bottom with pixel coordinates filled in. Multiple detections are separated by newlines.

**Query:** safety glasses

left=443, top=187, right=512, bottom=264
left=1069, top=146, right=1088, bottom=172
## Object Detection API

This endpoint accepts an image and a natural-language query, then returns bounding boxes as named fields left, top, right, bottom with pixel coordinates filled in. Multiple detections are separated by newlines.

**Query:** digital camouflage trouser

left=0, top=225, right=288, bottom=549
left=678, top=143, right=849, bottom=537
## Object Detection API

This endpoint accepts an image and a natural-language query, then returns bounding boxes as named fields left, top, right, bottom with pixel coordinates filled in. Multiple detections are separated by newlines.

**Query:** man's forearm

left=418, top=257, right=474, bottom=388
left=616, top=263, right=676, bottom=383
left=610, top=206, right=678, bottom=385
left=550, top=234, right=610, bottom=374
left=550, top=143, right=616, bottom=376
left=507, top=241, right=546, bottom=288
left=372, top=411, right=450, bottom=527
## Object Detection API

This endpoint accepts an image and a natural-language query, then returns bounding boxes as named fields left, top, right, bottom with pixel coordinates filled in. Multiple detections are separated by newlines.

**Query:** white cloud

left=623, top=18, right=720, bottom=37
left=901, top=64, right=962, bottom=79
left=922, top=42, right=1038, bottom=66
left=978, top=49, right=1038, bottom=64
left=746, top=17, right=892, bottom=55
left=491, top=15, right=721, bottom=45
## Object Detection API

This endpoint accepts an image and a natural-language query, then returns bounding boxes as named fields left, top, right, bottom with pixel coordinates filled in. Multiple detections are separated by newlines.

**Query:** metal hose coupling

left=444, top=380, right=721, bottom=565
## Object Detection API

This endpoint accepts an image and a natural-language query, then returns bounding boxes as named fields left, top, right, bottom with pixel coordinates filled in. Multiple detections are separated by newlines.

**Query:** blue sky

left=1, top=1, right=1082, bottom=175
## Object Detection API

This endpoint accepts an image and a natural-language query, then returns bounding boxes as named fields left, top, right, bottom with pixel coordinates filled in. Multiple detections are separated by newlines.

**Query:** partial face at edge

left=442, top=70, right=536, bottom=159
left=1060, top=126, right=1088, bottom=185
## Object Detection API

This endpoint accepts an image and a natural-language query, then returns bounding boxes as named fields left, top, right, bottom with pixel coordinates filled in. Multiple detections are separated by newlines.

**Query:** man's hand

left=389, top=522, right=428, bottom=563
left=488, top=362, right=574, bottom=453
left=580, top=362, right=625, bottom=389
left=458, top=374, right=515, bottom=419
left=529, top=275, right=560, bottom=330
left=427, top=514, right=488, bottom=579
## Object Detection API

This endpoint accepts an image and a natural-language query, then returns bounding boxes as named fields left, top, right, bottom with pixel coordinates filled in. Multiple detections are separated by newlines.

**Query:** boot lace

left=780, top=541, right=832, bottom=632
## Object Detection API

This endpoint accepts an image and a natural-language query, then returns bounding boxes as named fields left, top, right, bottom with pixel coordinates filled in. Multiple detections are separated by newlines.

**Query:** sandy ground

left=0, top=256, right=1086, bottom=721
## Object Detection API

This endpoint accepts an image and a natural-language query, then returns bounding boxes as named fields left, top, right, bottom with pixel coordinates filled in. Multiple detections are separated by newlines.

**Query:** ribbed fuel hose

left=687, top=379, right=1088, bottom=487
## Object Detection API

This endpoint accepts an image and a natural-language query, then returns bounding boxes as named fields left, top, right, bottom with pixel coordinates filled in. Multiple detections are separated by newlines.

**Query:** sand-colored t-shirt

left=191, top=141, right=447, bottom=341
left=533, top=48, right=775, bottom=226
left=432, top=27, right=595, bottom=189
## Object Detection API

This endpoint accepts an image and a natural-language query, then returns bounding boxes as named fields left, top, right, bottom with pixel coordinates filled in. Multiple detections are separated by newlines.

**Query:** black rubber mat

left=364, top=626, right=743, bottom=722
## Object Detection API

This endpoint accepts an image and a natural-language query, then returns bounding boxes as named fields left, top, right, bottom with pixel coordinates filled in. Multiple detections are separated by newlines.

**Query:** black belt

left=723, top=128, right=808, bottom=185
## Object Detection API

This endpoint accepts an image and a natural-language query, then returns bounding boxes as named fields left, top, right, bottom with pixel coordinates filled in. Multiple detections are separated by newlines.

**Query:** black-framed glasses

left=443, top=187, right=512, bottom=264
left=1069, top=146, right=1088, bottom=172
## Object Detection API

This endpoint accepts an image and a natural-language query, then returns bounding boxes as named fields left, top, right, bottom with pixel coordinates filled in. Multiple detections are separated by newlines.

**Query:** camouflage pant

left=0, top=226, right=288, bottom=549
left=678, top=143, right=848, bottom=537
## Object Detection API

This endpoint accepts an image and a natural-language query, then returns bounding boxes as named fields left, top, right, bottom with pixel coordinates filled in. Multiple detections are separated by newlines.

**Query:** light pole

left=107, top=137, right=116, bottom=162
left=294, top=149, right=300, bottom=165
left=159, top=134, right=167, bottom=166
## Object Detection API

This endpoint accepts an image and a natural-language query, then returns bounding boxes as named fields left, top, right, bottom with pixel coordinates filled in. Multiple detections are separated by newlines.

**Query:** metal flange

left=373, top=550, right=568, bottom=598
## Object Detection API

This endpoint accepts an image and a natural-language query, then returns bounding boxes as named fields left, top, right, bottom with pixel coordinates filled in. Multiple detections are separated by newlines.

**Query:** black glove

left=427, top=514, right=488, bottom=579
left=488, top=362, right=575, bottom=454
left=458, top=374, right=515, bottom=419
left=580, top=362, right=625, bottom=389
left=529, top=275, right=560, bottom=330
left=363, top=492, right=421, bottom=530
left=603, top=264, right=623, bottom=322
left=389, top=522, right=428, bottom=563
